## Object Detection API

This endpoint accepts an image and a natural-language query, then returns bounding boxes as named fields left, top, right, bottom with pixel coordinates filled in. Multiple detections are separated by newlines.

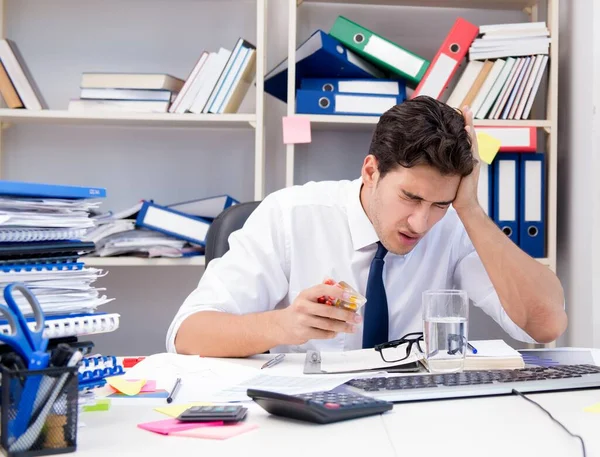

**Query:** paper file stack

left=0, top=179, right=118, bottom=340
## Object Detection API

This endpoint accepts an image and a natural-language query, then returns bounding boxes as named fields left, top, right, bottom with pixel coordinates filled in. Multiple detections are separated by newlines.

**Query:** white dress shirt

left=166, top=178, right=535, bottom=353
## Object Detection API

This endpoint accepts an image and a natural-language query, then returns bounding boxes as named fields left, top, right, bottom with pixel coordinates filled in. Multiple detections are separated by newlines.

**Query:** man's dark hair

left=369, top=95, right=475, bottom=178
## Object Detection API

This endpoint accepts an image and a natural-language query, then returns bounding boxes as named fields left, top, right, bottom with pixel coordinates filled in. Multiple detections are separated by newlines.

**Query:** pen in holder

left=0, top=363, right=79, bottom=457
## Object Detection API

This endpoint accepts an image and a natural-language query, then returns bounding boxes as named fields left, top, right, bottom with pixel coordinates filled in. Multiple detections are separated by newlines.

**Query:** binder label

left=364, top=36, right=424, bottom=78
left=525, top=161, right=542, bottom=221
left=499, top=161, right=517, bottom=221
left=416, top=53, right=457, bottom=98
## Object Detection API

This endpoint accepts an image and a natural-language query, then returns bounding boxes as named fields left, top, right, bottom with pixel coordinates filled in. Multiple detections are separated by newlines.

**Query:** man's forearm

left=457, top=205, right=567, bottom=343
left=175, top=310, right=283, bottom=357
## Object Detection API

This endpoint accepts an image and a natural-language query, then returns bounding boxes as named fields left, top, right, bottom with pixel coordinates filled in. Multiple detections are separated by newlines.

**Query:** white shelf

left=80, top=255, right=547, bottom=268
left=0, top=109, right=257, bottom=129
left=81, top=256, right=206, bottom=267
left=297, top=114, right=552, bottom=131
left=300, top=0, right=538, bottom=9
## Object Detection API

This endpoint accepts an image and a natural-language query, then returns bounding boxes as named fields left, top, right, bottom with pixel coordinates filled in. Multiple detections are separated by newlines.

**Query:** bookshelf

left=0, top=0, right=267, bottom=267
left=0, top=110, right=257, bottom=129
left=82, top=256, right=206, bottom=267
left=285, top=0, right=559, bottom=274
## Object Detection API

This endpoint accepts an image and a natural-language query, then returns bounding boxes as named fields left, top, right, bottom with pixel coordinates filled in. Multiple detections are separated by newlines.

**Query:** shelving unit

left=0, top=0, right=267, bottom=268
left=286, top=0, right=559, bottom=273
left=82, top=256, right=206, bottom=267
left=0, top=109, right=257, bottom=129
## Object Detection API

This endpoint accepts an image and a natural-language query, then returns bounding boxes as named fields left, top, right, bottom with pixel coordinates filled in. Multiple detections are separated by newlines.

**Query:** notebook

left=421, top=340, right=525, bottom=371
left=0, top=312, right=120, bottom=339
left=305, top=339, right=524, bottom=374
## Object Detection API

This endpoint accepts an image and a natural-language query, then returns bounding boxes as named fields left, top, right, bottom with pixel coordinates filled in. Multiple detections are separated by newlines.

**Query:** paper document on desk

left=318, top=348, right=424, bottom=374
left=210, top=374, right=356, bottom=402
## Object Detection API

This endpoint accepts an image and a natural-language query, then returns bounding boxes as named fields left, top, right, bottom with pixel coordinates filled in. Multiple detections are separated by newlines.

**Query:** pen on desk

left=467, top=342, right=478, bottom=354
left=261, top=353, right=285, bottom=369
left=167, top=377, right=182, bottom=404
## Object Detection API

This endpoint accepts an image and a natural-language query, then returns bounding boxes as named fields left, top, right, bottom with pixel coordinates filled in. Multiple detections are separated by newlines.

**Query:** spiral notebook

left=0, top=227, right=87, bottom=242
left=0, top=312, right=120, bottom=339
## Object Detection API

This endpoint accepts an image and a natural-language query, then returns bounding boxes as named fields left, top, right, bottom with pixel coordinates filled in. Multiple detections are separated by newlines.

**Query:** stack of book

left=85, top=194, right=238, bottom=258
left=169, top=37, right=256, bottom=115
left=446, top=22, right=550, bottom=120
left=0, top=179, right=119, bottom=341
left=68, top=73, right=185, bottom=113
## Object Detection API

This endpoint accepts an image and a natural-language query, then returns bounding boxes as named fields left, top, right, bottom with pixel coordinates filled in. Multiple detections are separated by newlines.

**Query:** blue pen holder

left=0, top=364, right=79, bottom=457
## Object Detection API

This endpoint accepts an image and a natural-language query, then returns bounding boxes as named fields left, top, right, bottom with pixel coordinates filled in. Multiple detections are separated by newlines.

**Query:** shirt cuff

left=165, top=307, right=226, bottom=353
left=475, top=291, right=538, bottom=345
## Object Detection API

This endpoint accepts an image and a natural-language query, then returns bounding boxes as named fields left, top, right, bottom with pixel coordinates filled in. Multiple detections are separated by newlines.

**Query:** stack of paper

left=0, top=264, right=113, bottom=315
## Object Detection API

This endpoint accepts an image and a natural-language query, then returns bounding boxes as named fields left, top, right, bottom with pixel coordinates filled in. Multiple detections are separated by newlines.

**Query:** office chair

left=204, top=201, right=261, bottom=266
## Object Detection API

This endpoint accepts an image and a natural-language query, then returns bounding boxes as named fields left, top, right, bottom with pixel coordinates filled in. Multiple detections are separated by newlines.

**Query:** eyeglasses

left=374, top=332, right=424, bottom=364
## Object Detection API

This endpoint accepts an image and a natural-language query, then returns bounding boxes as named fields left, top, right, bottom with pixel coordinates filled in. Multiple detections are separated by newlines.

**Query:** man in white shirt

left=167, top=96, right=566, bottom=356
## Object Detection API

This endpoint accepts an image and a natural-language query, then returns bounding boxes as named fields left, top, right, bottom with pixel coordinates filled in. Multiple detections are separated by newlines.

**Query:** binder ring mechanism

left=502, top=226, right=513, bottom=237
left=318, top=97, right=331, bottom=109
left=353, top=33, right=365, bottom=44
left=528, top=227, right=539, bottom=237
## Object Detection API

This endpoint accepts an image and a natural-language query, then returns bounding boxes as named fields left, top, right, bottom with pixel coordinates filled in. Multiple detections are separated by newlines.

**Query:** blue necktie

left=362, top=241, right=389, bottom=348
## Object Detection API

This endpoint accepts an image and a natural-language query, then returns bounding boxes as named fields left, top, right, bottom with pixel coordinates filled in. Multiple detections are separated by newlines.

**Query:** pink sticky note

left=137, top=418, right=224, bottom=435
left=140, top=380, right=156, bottom=392
left=171, top=422, right=259, bottom=440
left=282, top=116, right=311, bottom=144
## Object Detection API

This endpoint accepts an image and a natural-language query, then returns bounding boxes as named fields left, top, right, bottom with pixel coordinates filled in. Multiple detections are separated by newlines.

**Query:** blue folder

left=492, top=154, right=520, bottom=245
left=136, top=201, right=211, bottom=246
left=300, top=78, right=406, bottom=99
left=519, top=153, right=545, bottom=258
left=296, top=89, right=405, bottom=116
left=265, top=30, right=386, bottom=103
left=0, top=179, right=106, bottom=199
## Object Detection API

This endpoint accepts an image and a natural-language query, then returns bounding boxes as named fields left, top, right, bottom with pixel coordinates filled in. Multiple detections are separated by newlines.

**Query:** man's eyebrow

left=401, top=190, right=454, bottom=206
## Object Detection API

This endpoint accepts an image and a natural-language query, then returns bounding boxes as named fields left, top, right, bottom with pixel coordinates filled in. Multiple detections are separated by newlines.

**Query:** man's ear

left=361, top=155, right=379, bottom=187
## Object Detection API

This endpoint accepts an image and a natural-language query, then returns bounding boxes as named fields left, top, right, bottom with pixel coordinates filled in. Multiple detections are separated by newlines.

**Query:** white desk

left=75, top=354, right=600, bottom=457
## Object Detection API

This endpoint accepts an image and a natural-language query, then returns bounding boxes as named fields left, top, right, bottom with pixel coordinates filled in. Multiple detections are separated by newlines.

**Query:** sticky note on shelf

left=106, top=377, right=147, bottom=396
left=155, top=402, right=213, bottom=418
left=476, top=131, right=501, bottom=165
left=283, top=116, right=311, bottom=144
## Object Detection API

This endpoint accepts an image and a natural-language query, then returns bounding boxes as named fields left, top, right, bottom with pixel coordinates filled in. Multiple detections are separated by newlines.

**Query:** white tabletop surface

left=74, top=353, right=600, bottom=457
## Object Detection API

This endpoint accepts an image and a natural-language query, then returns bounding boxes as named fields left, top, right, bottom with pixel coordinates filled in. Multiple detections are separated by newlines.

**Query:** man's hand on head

left=453, top=105, right=482, bottom=216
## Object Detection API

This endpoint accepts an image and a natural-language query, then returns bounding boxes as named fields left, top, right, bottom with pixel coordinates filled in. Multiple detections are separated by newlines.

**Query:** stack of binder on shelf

left=85, top=194, right=238, bottom=258
left=266, top=16, right=431, bottom=116
left=0, top=179, right=119, bottom=341
left=475, top=127, right=546, bottom=258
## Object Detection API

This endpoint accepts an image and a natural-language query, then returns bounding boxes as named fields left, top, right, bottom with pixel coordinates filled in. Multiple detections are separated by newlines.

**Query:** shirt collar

left=346, top=178, right=380, bottom=251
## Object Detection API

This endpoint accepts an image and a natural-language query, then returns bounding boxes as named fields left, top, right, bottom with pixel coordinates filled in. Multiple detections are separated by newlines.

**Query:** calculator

left=246, top=389, right=393, bottom=424
left=177, top=405, right=248, bottom=422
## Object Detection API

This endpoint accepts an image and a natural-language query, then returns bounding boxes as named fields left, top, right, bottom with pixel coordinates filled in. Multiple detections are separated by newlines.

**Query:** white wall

left=1, top=1, right=554, bottom=355
left=556, top=0, right=598, bottom=348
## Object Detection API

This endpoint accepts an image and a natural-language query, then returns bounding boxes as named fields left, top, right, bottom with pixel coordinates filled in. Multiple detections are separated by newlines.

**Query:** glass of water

left=422, top=289, right=469, bottom=373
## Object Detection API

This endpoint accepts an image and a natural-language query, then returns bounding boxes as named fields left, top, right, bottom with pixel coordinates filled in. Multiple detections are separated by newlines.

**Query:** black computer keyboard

left=343, top=364, right=600, bottom=402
